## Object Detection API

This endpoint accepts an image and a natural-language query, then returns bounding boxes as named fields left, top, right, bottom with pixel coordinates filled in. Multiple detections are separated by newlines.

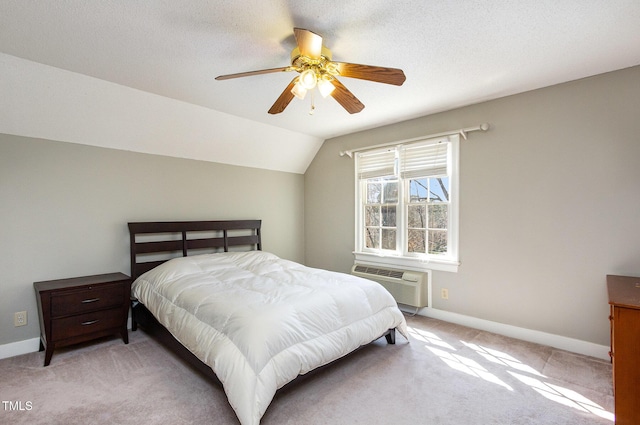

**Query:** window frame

left=354, top=134, right=460, bottom=273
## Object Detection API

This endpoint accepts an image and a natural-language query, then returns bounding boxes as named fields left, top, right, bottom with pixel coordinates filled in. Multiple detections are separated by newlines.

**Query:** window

left=354, top=135, right=460, bottom=272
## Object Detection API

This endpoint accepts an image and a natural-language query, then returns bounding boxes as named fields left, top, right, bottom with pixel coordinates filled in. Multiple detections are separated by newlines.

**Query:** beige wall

left=305, top=66, right=640, bottom=346
left=0, top=135, right=305, bottom=345
left=3, top=66, right=639, bottom=350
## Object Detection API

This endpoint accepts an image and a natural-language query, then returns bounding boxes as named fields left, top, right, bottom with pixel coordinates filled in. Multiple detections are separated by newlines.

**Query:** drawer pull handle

left=81, top=298, right=100, bottom=304
left=81, top=319, right=99, bottom=326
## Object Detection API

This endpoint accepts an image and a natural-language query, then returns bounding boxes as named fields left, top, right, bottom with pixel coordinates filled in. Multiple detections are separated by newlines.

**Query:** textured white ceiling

left=1, top=1, right=640, bottom=171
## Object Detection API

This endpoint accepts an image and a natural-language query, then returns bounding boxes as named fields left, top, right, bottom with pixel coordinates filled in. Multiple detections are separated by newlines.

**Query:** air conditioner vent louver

left=353, top=265, right=404, bottom=279
left=351, top=264, right=428, bottom=308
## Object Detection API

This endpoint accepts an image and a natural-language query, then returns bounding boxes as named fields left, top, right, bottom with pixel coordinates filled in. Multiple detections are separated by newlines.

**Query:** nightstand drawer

left=51, top=283, right=124, bottom=317
left=51, top=307, right=123, bottom=340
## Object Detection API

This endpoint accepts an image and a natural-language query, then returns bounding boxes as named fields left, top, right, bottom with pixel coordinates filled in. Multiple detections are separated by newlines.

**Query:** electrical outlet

left=441, top=288, right=449, bottom=300
left=14, top=311, right=27, bottom=327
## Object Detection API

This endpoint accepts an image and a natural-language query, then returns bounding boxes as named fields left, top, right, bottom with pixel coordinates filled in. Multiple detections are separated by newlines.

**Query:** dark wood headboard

left=128, top=220, right=262, bottom=280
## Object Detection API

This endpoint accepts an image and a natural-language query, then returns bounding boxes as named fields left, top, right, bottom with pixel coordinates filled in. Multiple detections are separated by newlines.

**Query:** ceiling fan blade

left=268, top=77, right=298, bottom=114
left=294, top=27, right=323, bottom=59
left=330, top=78, right=365, bottom=114
left=215, top=66, right=290, bottom=80
left=334, top=62, right=406, bottom=86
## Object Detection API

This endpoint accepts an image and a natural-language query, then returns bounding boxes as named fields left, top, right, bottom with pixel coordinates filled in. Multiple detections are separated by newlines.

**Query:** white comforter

left=131, top=251, right=407, bottom=425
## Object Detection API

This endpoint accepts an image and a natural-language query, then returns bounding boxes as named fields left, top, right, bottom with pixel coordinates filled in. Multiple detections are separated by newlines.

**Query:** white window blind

left=400, top=138, right=450, bottom=179
left=356, top=149, right=396, bottom=179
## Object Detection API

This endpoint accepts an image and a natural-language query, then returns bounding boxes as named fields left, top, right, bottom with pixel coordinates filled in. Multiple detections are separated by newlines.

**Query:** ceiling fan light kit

left=215, top=28, right=406, bottom=115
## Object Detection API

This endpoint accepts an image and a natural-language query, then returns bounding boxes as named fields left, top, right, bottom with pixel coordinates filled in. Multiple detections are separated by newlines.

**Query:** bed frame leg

left=385, top=328, right=396, bottom=344
left=130, top=299, right=139, bottom=332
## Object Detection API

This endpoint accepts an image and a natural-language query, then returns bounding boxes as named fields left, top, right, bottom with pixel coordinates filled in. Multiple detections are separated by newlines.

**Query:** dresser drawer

left=51, top=307, right=124, bottom=340
left=51, top=283, right=124, bottom=317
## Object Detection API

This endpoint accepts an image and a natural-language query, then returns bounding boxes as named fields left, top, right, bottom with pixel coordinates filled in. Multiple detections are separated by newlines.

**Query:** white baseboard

left=401, top=306, right=610, bottom=361
left=1, top=313, right=609, bottom=362
left=0, top=337, right=40, bottom=360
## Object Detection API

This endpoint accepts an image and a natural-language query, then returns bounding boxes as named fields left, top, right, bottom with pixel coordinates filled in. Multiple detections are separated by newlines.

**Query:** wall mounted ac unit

left=351, top=264, right=428, bottom=308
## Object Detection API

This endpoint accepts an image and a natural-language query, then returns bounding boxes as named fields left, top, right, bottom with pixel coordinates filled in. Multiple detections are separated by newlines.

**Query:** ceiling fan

left=215, top=28, right=406, bottom=115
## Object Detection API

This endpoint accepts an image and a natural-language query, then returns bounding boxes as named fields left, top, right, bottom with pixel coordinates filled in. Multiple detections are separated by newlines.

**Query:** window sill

left=353, top=252, right=459, bottom=273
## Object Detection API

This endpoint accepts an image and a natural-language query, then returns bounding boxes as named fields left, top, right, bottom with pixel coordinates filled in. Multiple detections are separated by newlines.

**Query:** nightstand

left=34, top=273, right=131, bottom=366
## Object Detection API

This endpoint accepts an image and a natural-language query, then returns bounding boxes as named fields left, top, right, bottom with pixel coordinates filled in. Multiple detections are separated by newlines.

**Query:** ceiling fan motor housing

left=290, top=46, right=339, bottom=83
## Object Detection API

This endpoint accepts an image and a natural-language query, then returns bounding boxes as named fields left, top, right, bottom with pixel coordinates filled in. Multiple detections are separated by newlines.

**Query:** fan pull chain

left=309, top=89, right=315, bottom=115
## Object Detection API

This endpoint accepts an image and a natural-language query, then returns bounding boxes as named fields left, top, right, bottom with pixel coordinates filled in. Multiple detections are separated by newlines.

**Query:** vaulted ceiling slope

left=1, top=1, right=639, bottom=173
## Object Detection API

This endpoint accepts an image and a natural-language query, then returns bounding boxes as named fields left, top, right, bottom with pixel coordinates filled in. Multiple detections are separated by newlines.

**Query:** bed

left=128, top=220, right=407, bottom=425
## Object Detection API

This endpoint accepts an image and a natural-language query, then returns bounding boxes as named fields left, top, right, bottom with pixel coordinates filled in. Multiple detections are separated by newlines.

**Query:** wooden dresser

left=607, top=274, right=640, bottom=425
left=34, top=273, right=131, bottom=366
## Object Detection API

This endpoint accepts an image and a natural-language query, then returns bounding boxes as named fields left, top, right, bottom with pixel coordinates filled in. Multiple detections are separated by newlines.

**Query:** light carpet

left=0, top=315, right=614, bottom=424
